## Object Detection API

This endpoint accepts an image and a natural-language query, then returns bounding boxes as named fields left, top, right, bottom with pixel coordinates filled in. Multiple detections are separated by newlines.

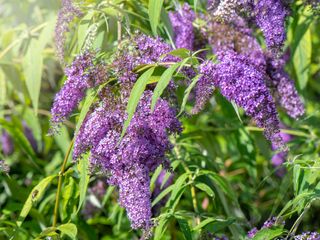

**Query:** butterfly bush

left=50, top=0, right=308, bottom=236
left=1, top=130, right=13, bottom=156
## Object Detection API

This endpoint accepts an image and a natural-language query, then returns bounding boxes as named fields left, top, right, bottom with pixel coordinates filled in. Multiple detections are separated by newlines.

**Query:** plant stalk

left=52, top=139, right=74, bottom=227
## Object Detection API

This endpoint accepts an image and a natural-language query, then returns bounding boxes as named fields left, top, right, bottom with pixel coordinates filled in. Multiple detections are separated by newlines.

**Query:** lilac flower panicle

left=253, top=0, right=288, bottom=53
left=247, top=227, right=258, bottom=238
left=212, top=0, right=239, bottom=20
left=55, top=0, right=82, bottom=64
left=196, top=50, right=282, bottom=148
left=169, top=3, right=196, bottom=50
left=74, top=90, right=182, bottom=231
left=266, top=55, right=304, bottom=119
left=50, top=51, right=106, bottom=133
left=1, top=130, right=14, bottom=156
left=248, top=217, right=284, bottom=238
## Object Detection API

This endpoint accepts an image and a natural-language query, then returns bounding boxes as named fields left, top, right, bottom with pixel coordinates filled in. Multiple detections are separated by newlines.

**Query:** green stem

left=52, top=139, right=74, bottom=228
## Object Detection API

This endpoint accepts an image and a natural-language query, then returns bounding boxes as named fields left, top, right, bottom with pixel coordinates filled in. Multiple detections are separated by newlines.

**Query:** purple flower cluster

left=294, top=232, right=320, bottom=240
left=253, top=0, right=288, bottom=53
left=112, top=35, right=178, bottom=95
left=74, top=91, right=181, bottom=230
left=194, top=50, right=283, bottom=148
left=266, top=53, right=305, bottom=119
left=55, top=0, right=82, bottom=64
left=50, top=51, right=106, bottom=133
left=169, top=3, right=196, bottom=50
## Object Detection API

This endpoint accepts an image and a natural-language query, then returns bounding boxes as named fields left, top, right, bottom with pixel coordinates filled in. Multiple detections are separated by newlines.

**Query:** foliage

left=0, top=0, right=320, bottom=239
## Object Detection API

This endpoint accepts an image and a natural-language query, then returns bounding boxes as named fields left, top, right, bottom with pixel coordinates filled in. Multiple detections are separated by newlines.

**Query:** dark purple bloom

left=248, top=217, right=284, bottom=238
left=1, top=130, right=13, bottom=156
left=253, top=0, right=288, bottom=53
left=169, top=3, right=196, bottom=50
left=55, top=0, right=82, bottom=64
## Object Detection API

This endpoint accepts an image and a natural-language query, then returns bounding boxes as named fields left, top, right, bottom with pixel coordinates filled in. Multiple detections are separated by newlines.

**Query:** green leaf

left=151, top=62, right=180, bottom=111
left=193, top=218, right=235, bottom=232
left=17, top=175, right=56, bottom=227
left=120, top=67, right=155, bottom=140
left=168, top=48, right=190, bottom=59
left=178, top=75, right=200, bottom=116
left=194, top=182, right=215, bottom=197
left=57, top=223, right=77, bottom=239
left=293, top=24, right=312, bottom=90
left=23, top=19, right=55, bottom=113
left=148, top=0, right=164, bottom=35
left=152, top=185, right=175, bottom=207
left=76, top=153, right=90, bottom=214
left=252, top=227, right=285, bottom=240
left=176, top=218, right=192, bottom=240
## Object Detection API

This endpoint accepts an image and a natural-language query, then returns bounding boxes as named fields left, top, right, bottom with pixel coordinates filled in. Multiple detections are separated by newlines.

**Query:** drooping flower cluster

left=51, top=34, right=182, bottom=233
left=266, top=52, right=305, bottom=118
left=169, top=3, right=196, bottom=50
left=55, top=0, right=82, bottom=64
left=50, top=51, right=106, bottom=133
left=252, top=0, right=289, bottom=53
left=74, top=91, right=181, bottom=230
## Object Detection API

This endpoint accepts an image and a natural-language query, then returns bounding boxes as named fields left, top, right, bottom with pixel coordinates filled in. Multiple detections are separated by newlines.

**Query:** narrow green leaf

left=151, top=62, right=180, bottom=111
left=178, top=75, right=200, bottom=116
left=76, top=153, right=90, bottom=214
left=194, top=182, right=215, bottom=197
left=176, top=218, right=192, bottom=240
left=293, top=25, right=312, bottom=90
left=168, top=48, right=190, bottom=59
left=148, top=0, right=164, bottom=35
left=120, top=67, right=155, bottom=140
left=17, top=175, right=56, bottom=227
left=152, top=185, right=175, bottom=207
left=23, top=20, right=55, bottom=113
left=193, top=218, right=235, bottom=232
left=57, top=223, right=77, bottom=239
left=252, top=227, right=285, bottom=240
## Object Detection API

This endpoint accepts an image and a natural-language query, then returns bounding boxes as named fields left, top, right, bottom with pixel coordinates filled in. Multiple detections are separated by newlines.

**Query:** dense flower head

left=211, top=0, right=239, bottom=20
left=169, top=3, right=196, bottom=50
left=1, top=130, right=13, bottom=156
left=194, top=50, right=282, bottom=148
left=253, top=0, right=289, bottom=53
left=74, top=91, right=181, bottom=230
left=266, top=54, right=305, bottom=119
left=55, top=0, right=82, bottom=64
left=50, top=51, right=106, bottom=133
left=203, top=15, right=266, bottom=70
